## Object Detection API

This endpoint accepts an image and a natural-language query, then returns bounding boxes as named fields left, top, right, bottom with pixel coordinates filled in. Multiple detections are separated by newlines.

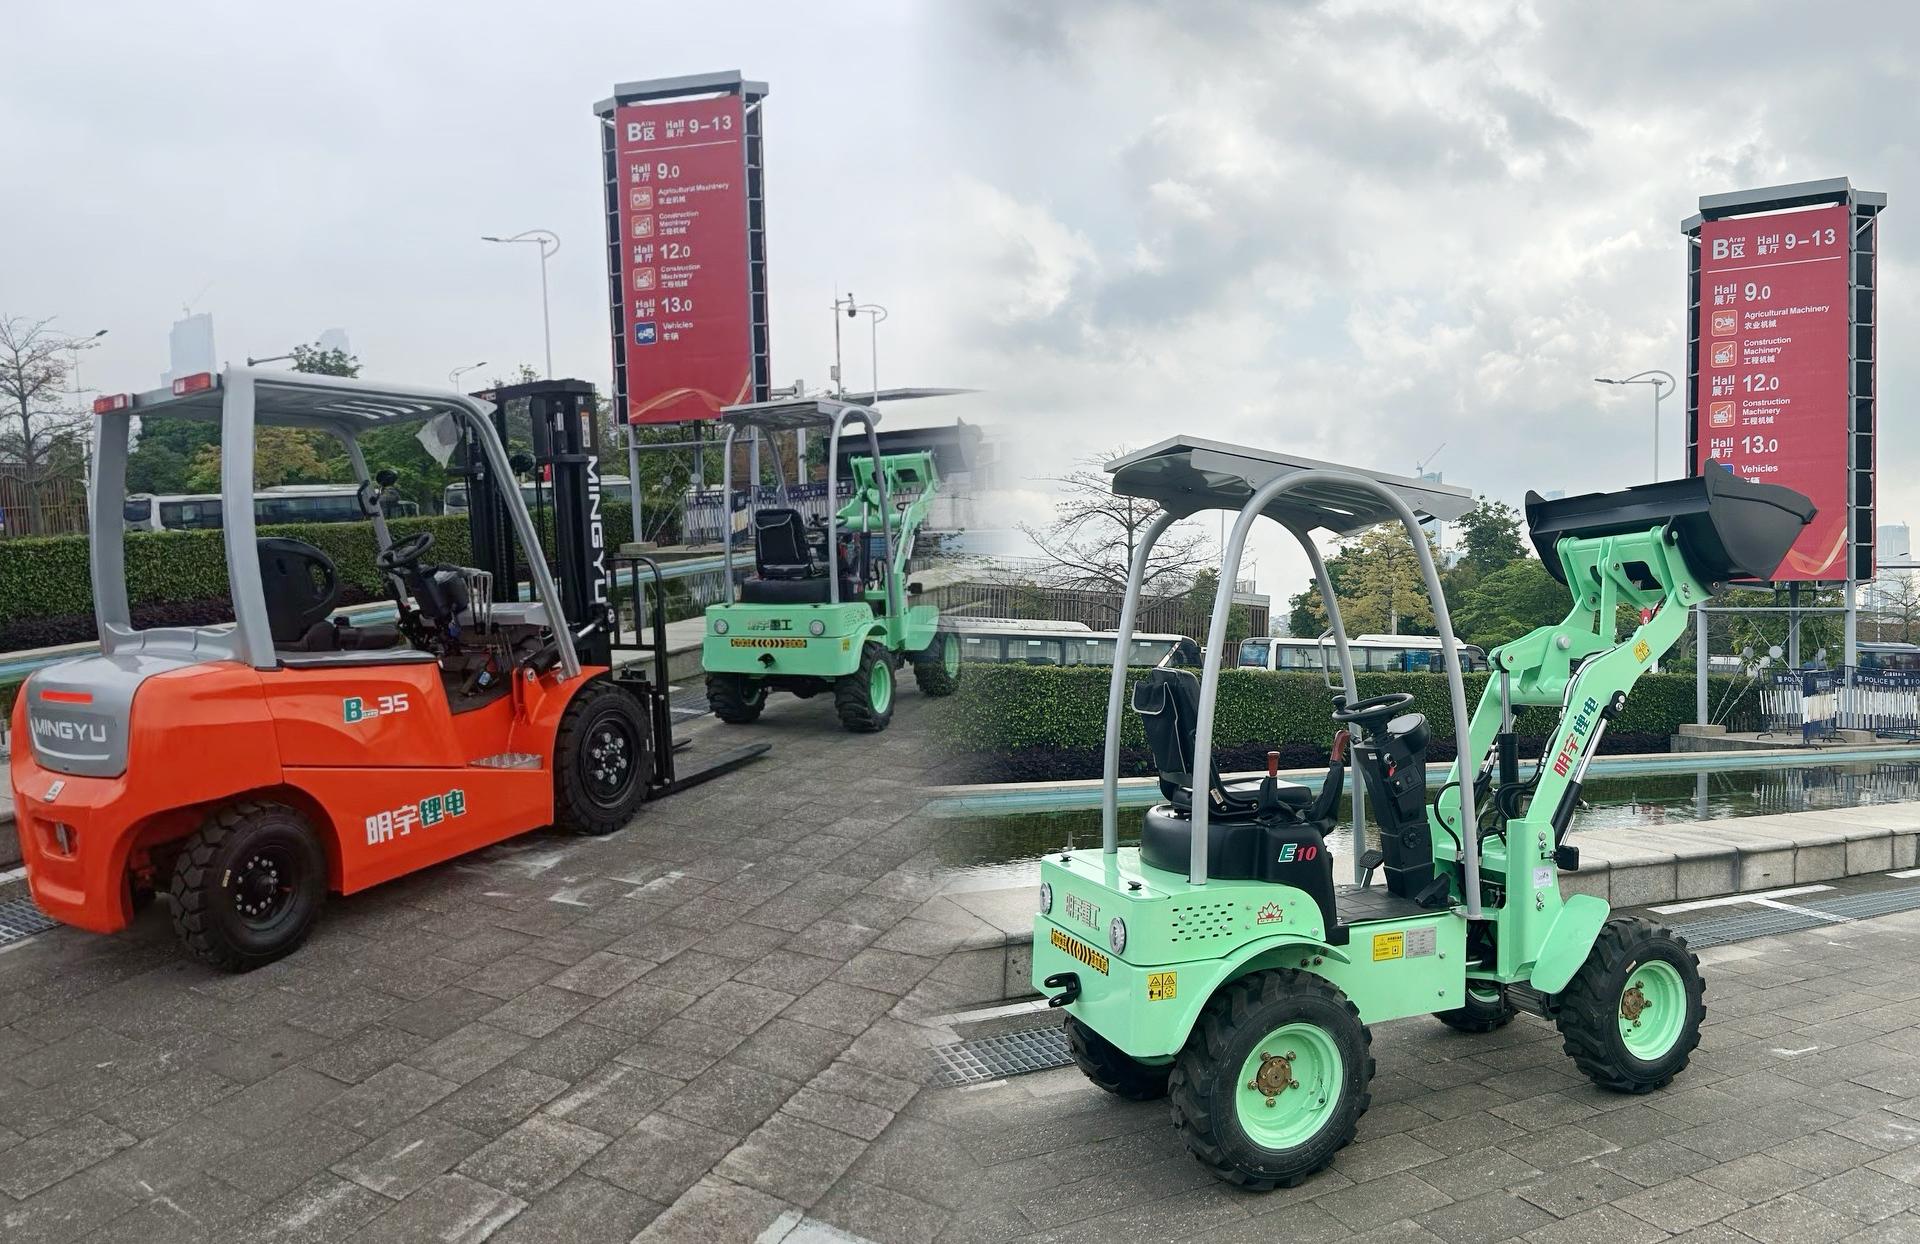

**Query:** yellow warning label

left=1147, top=972, right=1177, bottom=1002
left=729, top=637, right=807, bottom=648
left=1633, top=639, right=1651, bottom=663
left=1372, top=931, right=1405, bottom=961
left=1049, top=928, right=1109, bottom=976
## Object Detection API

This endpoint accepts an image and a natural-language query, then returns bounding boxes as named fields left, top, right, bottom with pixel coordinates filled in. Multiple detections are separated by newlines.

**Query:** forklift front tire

left=1556, top=916, right=1705, bottom=1094
left=1435, top=983, right=1518, bottom=1034
left=707, top=674, right=768, bottom=724
left=554, top=681, right=652, bottom=836
left=169, top=801, right=327, bottom=973
left=911, top=632, right=962, bottom=697
left=1169, top=969, right=1373, bottom=1190
left=834, top=642, right=896, bottom=733
left=1066, top=1016, right=1171, bottom=1101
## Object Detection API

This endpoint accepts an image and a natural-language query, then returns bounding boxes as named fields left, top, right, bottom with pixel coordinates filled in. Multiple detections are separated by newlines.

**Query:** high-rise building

left=164, top=313, right=215, bottom=387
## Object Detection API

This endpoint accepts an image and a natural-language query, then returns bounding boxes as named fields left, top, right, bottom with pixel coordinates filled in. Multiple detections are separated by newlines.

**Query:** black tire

left=706, top=673, right=767, bottom=724
left=1435, top=982, right=1518, bottom=1033
left=169, top=801, right=327, bottom=973
left=1556, top=916, right=1705, bottom=1094
left=834, top=641, right=896, bottom=733
left=1066, top=1016, right=1172, bottom=1101
left=554, top=681, right=651, bottom=836
left=1168, top=970, right=1373, bottom=1190
left=912, top=632, right=962, bottom=697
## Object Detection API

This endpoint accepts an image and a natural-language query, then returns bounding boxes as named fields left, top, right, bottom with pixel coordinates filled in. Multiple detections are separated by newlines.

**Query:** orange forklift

left=7, top=369, right=763, bottom=970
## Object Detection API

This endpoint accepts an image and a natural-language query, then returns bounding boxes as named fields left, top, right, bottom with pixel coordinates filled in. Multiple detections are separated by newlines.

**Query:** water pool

left=936, top=760, right=1920, bottom=893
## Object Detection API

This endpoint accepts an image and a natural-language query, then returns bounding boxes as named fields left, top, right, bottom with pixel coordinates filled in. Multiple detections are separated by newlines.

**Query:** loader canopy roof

left=119, top=371, right=488, bottom=435
left=716, top=397, right=881, bottom=434
left=1107, top=437, right=1475, bottom=535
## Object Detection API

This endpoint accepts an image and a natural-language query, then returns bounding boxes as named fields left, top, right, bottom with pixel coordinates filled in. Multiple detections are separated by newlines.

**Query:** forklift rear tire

left=1168, top=969, right=1372, bottom=1190
left=169, top=801, right=326, bottom=973
left=1435, top=983, right=1517, bottom=1033
left=911, top=632, right=962, bottom=697
left=1066, top=1016, right=1172, bottom=1101
left=1556, top=916, right=1705, bottom=1094
left=834, top=642, right=896, bottom=733
left=554, top=681, right=652, bottom=836
left=707, top=674, right=768, bottom=724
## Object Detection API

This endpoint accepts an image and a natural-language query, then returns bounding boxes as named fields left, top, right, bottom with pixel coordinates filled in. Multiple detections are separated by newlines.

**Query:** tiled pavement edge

left=0, top=693, right=983, bottom=1243
left=787, top=904, right=1920, bottom=1243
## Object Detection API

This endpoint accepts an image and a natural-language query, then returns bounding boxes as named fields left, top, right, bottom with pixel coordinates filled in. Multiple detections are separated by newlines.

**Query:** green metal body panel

left=1040, top=524, right=1718, bottom=1062
left=1032, top=849, right=1467, bottom=1059
left=1529, top=893, right=1610, bottom=993
left=702, top=451, right=944, bottom=682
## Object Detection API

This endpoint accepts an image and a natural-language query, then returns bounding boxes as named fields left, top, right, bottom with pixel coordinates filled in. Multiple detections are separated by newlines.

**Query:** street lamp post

left=448, top=361, right=488, bottom=392
left=482, top=230, right=561, bottom=378
left=69, top=329, right=107, bottom=506
left=1594, top=370, right=1677, bottom=480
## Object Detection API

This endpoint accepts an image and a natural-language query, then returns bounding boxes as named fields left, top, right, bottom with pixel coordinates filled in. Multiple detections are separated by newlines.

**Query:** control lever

left=1257, top=751, right=1282, bottom=816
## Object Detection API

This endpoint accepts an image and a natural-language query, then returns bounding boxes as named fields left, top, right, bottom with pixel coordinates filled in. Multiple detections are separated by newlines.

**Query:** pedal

left=1358, top=848, right=1385, bottom=871
left=1414, top=874, right=1452, bottom=908
left=1554, top=844, right=1580, bottom=871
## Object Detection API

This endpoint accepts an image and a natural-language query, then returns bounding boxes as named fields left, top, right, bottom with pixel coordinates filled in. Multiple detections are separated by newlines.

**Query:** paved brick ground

left=0, top=691, right=964, bottom=1243
left=796, top=906, right=1920, bottom=1243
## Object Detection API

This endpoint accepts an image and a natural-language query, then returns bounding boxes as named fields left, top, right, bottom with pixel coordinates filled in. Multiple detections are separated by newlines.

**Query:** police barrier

left=681, top=480, right=855, bottom=546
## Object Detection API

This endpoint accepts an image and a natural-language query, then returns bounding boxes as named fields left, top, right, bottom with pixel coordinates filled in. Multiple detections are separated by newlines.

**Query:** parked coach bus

left=946, top=617, right=1187, bottom=668
left=124, top=484, right=418, bottom=531
left=444, top=476, right=630, bottom=516
left=1238, top=634, right=1489, bottom=674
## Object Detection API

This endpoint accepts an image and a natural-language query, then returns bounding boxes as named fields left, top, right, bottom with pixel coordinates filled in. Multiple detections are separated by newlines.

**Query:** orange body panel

left=7, top=658, right=608, bottom=934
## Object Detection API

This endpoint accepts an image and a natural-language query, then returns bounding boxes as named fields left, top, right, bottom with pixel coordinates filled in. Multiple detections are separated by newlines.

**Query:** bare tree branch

left=0, top=315, right=97, bottom=534
left=1015, top=449, right=1211, bottom=615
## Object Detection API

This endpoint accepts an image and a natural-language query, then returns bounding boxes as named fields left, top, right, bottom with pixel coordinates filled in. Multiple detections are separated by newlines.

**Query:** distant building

left=317, top=328, right=352, bottom=358
left=1878, top=523, right=1911, bottom=566
left=164, top=313, right=215, bottom=387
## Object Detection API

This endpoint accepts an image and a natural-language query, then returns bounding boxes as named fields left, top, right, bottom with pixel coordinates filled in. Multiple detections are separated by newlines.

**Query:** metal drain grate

left=1807, top=887, right=1920, bottom=922
left=0, top=894, right=57, bottom=947
left=931, top=1025, right=1072, bottom=1086
left=1666, top=905, right=1829, bottom=948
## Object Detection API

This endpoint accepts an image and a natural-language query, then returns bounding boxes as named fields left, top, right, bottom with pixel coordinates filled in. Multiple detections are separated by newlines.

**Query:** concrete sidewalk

left=0, top=691, right=963, bottom=1243
left=807, top=899, right=1920, bottom=1243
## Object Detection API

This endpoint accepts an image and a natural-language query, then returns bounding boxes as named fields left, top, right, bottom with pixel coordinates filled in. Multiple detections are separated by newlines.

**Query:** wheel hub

left=1620, top=982, right=1650, bottom=1024
left=1247, top=1050, right=1297, bottom=1105
left=233, top=853, right=288, bottom=922
left=589, top=727, right=633, bottom=791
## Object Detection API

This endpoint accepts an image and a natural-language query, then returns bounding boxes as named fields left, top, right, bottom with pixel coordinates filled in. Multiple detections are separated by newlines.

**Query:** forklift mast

left=462, top=379, right=614, bottom=668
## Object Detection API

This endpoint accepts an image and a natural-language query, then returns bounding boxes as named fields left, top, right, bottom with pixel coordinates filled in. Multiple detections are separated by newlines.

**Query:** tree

left=1335, top=524, right=1438, bottom=635
left=1867, top=574, right=1920, bottom=644
left=0, top=315, right=97, bottom=534
left=1454, top=497, right=1526, bottom=576
left=1450, top=557, right=1568, bottom=649
left=290, top=343, right=361, bottom=378
left=1016, top=449, right=1210, bottom=616
left=1187, top=567, right=1254, bottom=648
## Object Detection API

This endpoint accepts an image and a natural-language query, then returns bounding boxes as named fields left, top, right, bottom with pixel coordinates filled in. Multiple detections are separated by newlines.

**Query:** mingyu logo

left=33, top=717, right=106, bottom=745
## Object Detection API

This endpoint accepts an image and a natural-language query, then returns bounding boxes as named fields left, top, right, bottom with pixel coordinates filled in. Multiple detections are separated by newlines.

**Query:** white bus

left=124, top=484, right=417, bottom=532
left=1238, top=634, right=1489, bottom=674
left=944, top=617, right=1188, bottom=668
left=443, top=476, right=630, bottom=516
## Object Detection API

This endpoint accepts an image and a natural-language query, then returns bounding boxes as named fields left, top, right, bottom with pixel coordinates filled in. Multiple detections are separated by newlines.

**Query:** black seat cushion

left=1138, top=802, right=1340, bottom=934
left=1132, top=666, right=1305, bottom=818
left=754, top=508, right=826, bottom=580
left=257, top=538, right=340, bottom=645
left=739, top=576, right=863, bottom=605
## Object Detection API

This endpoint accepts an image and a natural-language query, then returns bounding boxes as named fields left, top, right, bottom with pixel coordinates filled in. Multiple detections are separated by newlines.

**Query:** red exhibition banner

left=1695, top=202, right=1851, bottom=581
left=614, top=96, right=753, bottom=425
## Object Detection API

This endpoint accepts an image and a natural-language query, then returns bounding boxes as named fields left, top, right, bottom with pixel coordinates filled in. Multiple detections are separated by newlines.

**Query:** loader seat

left=1132, top=666, right=1312, bottom=817
left=741, top=508, right=861, bottom=604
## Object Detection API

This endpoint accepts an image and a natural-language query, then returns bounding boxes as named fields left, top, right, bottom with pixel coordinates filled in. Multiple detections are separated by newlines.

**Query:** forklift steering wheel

left=376, top=529, right=435, bottom=572
left=1331, top=691, right=1415, bottom=729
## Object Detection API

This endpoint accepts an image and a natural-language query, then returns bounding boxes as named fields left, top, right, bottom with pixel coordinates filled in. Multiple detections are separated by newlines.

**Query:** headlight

left=1038, top=882, right=1053, bottom=915
left=809, top=619, right=826, bottom=636
left=1108, top=917, right=1127, bottom=955
left=713, top=618, right=729, bottom=635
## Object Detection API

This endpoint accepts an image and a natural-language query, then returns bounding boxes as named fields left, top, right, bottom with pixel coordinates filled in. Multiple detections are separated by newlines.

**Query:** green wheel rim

left=1619, top=960, right=1686, bottom=1060
left=870, top=659, right=893, bottom=713
left=1234, top=1022, right=1343, bottom=1150
left=942, top=634, right=960, bottom=676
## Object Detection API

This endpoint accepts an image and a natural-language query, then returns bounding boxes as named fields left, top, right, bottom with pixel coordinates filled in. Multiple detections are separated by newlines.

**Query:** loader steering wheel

left=376, top=529, right=436, bottom=573
left=1331, top=692, right=1416, bottom=731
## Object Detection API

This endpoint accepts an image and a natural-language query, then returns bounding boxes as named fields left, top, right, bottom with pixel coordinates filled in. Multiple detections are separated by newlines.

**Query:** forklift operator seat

left=257, top=538, right=340, bottom=646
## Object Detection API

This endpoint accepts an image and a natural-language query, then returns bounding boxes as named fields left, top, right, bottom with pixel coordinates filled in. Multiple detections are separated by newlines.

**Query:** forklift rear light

left=809, top=620, right=825, bottom=636
left=92, top=393, right=131, bottom=415
left=1108, top=917, right=1128, bottom=956
left=713, top=618, right=729, bottom=635
left=1038, top=881, right=1053, bottom=915
left=171, top=372, right=214, bottom=397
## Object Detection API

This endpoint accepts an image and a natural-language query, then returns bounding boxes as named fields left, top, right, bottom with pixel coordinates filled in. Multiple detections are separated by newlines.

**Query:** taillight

left=172, top=372, right=214, bottom=396
left=92, top=393, right=131, bottom=414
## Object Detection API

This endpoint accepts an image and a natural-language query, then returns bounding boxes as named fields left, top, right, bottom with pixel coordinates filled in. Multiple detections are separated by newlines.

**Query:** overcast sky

left=6, top=0, right=1917, bottom=608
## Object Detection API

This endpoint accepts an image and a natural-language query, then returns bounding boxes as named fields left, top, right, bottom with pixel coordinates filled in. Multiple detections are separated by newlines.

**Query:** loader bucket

left=1525, top=461, right=1815, bottom=586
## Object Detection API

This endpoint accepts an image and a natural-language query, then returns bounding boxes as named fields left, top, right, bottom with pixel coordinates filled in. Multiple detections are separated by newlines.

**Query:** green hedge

left=0, top=503, right=636, bottom=628
left=932, top=664, right=1761, bottom=756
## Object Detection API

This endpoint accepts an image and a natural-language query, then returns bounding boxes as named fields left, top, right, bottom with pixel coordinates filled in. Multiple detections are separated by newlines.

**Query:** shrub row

left=927, top=664, right=1762, bottom=783
left=0, top=503, right=636, bottom=633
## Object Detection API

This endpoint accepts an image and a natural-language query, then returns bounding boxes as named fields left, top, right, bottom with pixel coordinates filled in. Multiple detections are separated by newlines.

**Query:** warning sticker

left=1404, top=926, right=1437, bottom=958
left=1372, top=931, right=1405, bottom=961
left=730, top=637, right=807, bottom=648
left=1049, top=928, right=1109, bottom=976
left=1147, top=972, right=1177, bottom=1002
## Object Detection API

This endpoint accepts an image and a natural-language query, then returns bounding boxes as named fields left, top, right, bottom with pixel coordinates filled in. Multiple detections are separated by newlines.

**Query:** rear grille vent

left=1169, top=900, right=1241, bottom=943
